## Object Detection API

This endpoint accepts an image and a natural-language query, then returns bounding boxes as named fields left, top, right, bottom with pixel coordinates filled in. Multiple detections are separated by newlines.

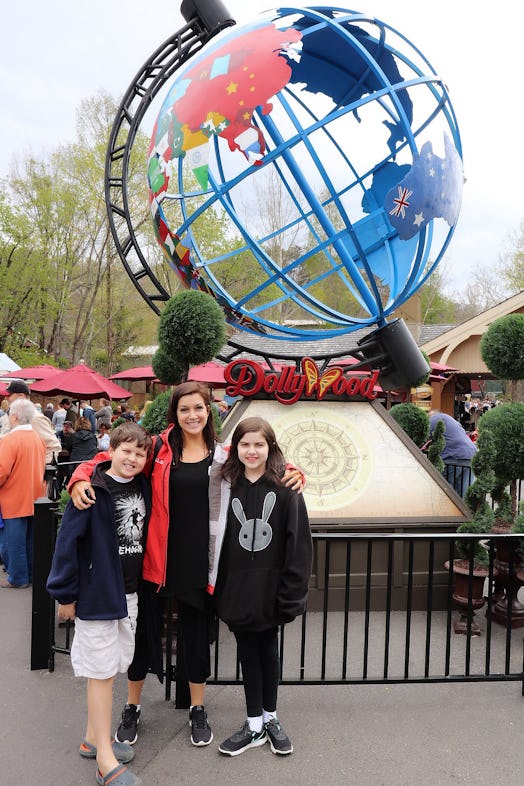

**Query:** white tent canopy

left=0, top=353, right=21, bottom=375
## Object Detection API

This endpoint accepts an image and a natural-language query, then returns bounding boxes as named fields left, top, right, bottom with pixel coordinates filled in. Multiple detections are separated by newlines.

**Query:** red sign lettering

left=224, top=358, right=378, bottom=404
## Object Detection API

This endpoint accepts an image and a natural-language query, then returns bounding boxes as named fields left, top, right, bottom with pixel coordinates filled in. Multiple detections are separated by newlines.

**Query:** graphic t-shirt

left=104, top=473, right=146, bottom=593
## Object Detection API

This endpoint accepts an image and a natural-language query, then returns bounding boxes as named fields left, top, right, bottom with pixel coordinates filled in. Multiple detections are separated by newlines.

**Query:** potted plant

left=444, top=429, right=496, bottom=635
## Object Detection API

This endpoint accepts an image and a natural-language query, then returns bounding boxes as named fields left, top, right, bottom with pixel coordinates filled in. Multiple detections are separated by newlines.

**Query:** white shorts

left=70, top=593, right=138, bottom=679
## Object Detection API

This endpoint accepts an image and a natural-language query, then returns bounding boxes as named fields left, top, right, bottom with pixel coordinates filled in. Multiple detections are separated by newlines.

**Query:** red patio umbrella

left=109, top=366, right=159, bottom=382
left=3, top=364, right=60, bottom=380
left=187, top=361, right=228, bottom=388
left=30, top=363, right=132, bottom=400
left=0, top=381, right=8, bottom=397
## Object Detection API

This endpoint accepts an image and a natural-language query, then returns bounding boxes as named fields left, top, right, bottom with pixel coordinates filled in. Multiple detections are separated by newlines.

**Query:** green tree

left=500, top=218, right=524, bottom=292
left=2, top=92, right=159, bottom=369
left=0, top=193, right=49, bottom=350
left=418, top=265, right=457, bottom=324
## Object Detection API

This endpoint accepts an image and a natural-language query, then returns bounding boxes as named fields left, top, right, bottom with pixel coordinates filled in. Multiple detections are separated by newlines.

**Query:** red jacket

left=142, top=427, right=172, bottom=586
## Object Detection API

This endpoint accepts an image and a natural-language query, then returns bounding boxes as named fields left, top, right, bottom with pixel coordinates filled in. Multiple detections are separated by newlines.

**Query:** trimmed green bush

left=157, top=290, right=227, bottom=377
left=478, top=402, right=524, bottom=523
left=390, top=403, right=429, bottom=448
left=480, top=314, right=524, bottom=383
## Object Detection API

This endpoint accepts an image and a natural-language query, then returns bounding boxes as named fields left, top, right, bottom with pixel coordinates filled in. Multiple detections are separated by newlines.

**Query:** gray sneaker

left=264, top=718, right=293, bottom=755
left=218, top=721, right=267, bottom=756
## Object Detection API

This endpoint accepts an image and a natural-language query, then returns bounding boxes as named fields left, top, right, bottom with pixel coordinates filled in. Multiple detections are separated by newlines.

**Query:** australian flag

left=384, top=133, right=463, bottom=241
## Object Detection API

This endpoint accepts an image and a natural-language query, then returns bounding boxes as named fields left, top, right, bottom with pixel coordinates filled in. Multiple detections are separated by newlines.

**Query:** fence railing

left=32, top=499, right=524, bottom=707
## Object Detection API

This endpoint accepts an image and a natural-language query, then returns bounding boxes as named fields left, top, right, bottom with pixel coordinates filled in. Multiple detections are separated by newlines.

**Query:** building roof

left=419, top=290, right=524, bottom=373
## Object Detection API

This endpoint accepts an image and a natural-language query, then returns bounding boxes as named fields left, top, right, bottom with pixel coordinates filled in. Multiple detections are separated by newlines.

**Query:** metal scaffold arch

left=104, top=10, right=234, bottom=314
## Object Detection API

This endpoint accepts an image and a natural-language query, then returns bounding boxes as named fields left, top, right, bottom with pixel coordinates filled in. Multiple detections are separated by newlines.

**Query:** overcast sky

left=2, top=1, right=522, bottom=293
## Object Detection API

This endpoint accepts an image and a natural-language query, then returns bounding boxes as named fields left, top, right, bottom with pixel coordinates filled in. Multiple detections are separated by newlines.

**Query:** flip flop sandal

left=79, top=739, right=135, bottom=763
left=95, top=764, right=143, bottom=786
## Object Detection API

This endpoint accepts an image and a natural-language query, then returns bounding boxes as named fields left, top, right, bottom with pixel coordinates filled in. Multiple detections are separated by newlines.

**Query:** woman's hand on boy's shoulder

left=282, top=465, right=305, bottom=493
left=70, top=482, right=96, bottom=510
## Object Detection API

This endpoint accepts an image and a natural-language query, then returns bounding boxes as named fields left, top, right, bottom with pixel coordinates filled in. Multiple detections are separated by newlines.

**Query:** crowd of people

left=457, top=394, right=500, bottom=438
left=0, top=384, right=147, bottom=590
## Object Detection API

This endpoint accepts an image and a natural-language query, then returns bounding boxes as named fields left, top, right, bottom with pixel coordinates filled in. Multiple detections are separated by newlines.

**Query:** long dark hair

left=166, top=381, right=217, bottom=466
left=221, top=416, right=285, bottom=487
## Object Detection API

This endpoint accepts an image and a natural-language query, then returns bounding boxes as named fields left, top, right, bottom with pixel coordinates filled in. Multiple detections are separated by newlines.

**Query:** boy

left=47, top=422, right=152, bottom=786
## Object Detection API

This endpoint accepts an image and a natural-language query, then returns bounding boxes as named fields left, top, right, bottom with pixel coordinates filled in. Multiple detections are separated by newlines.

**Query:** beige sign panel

left=222, top=399, right=468, bottom=524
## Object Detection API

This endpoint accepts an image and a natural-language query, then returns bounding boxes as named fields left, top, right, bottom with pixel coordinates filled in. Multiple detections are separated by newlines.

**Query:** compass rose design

left=273, top=408, right=372, bottom=512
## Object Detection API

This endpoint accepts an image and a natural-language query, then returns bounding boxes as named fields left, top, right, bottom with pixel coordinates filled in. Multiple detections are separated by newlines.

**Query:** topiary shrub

left=477, top=402, right=524, bottom=524
left=140, top=390, right=172, bottom=435
left=427, top=417, right=445, bottom=474
left=390, top=403, right=429, bottom=448
left=480, top=314, right=524, bottom=401
left=457, top=429, right=497, bottom=567
left=152, top=347, right=185, bottom=385
left=157, top=290, right=227, bottom=381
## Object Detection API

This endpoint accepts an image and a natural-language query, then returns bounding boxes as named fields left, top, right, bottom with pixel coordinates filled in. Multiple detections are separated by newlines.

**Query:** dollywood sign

left=224, top=357, right=379, bottom=405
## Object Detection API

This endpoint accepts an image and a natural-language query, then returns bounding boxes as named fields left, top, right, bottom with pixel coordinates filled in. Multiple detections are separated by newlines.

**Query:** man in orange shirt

left=0, top=398, right=46, bottom=588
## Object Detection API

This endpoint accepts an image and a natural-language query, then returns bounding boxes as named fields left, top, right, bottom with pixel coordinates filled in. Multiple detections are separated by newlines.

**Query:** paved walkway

left=2, top=584, right=523, bottom=786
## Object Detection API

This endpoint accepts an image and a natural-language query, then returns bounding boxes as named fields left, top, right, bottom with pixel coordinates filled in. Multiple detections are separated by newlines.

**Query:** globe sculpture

left=146, top=5, right=463, bottom=343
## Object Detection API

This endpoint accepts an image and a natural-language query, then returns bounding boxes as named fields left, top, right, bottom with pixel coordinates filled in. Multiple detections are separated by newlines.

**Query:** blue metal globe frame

left=104, top=2, right=457, bottom=384
left=147, top=5, right=463, bottom=341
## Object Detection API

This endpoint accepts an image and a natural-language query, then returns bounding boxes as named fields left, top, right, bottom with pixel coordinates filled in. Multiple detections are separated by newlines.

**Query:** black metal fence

left=32, top=499, right=524, bottom=707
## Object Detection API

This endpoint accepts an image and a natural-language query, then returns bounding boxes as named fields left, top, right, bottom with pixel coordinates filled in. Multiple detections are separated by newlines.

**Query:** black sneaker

left=218, top=721, right=267, bottom=756
left=189, top=705, right=213, bottom=746
left=115, top=704, right=140, bottom=745
left=264, top=718, right=293, bottom=755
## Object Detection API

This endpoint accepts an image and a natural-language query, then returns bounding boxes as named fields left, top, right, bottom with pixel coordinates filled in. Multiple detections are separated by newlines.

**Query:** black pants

left=128, top=585, right=210, bottom=685
left=176, top=599, right=211, bottom=684
left=234, top=627, right=280, bottom=717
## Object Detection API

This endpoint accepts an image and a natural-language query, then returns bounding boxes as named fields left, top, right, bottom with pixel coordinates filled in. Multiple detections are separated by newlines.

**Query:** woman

left=69, top=382, right=303, bottom=749
left=62, top=417, right=98, bottom=464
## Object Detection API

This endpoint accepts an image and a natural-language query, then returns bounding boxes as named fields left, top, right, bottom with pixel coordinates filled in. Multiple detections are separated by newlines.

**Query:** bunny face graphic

left=232, top=492, right=276, bottom=552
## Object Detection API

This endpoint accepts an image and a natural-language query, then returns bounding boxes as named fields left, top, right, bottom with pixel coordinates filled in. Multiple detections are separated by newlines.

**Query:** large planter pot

left=491, top=526, right=524, bottom=629
left=445, top=560, right=492, bottom=636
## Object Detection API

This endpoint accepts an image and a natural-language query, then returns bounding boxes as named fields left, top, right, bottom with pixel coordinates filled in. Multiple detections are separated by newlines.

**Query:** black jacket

left=46, top=462, right=152, bottom=619
left=215, top=475, right=312, bottom=632
left=62, top=429, right=98, bottom=462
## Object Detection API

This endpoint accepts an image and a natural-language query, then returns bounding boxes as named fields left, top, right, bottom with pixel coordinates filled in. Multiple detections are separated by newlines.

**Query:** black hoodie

left=215, top=474, right=312, bottom=632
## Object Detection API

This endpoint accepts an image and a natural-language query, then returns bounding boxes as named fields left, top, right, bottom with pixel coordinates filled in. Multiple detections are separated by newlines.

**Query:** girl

left=209, top=417, right=312, bottom=757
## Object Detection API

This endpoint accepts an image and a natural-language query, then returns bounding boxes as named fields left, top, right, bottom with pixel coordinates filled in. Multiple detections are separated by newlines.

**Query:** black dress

left=163, top=454, right=212, bottom=609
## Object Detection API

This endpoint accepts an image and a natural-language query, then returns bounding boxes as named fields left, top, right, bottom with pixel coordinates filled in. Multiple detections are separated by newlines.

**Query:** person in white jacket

left=1, top=380, right=61, bottom=464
